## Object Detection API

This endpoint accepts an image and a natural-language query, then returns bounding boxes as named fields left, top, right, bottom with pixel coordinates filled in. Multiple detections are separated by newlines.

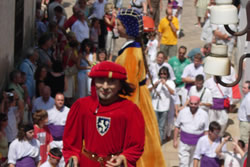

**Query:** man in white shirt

left=204, top=77, right=232, bottom=136
left=48, top=0, right=67, bottom=22
left=173, top=96, right=209, bottom=167
left=193, top=121, right=224, bottom=167
left=238, top=81, right=250, bottom=147
left=149, top=51, right=176, bottom=82
left=72, top=10, right=89, bottom=43
left=47, top=93, right=70, bottom=167
left=188, top=74, right=212, bottom=112
left=32, top=86, right=54, bottom=113
left=182, top=53, right=205, bottom=92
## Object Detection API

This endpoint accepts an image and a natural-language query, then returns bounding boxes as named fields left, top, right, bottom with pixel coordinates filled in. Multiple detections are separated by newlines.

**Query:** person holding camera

left=2, top=90, right=24, bottom=145
left=215, top=136, right=245, bottom=167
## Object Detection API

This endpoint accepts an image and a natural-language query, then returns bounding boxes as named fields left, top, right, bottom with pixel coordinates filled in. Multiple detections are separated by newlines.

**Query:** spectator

left=36, top=32, right=54, bottom=69
left=174, top=96, right=209, bottom=167
left=72, top=10, right=90, bottom=43
left=48, top=0, right=67, bottom=23
left=77, top=41, right=92, bottom=98
left=104, top=3, right=117, bottom=58
left=216, top=137, right=245, bottom=167
left=32, top=86, right=55, bottom=113
left=63, top=38, right=79, bottom=106
left=77, top=0, right=90, bottom=20
left=113, top=0, right=123, bottom=10
left=35, top=9, right=48, bottom=40
left=193, top=121, right=224, bottom=167
left=187, top=43, right=211, bottom=62
left=48, top=22, right=67, bottom=60
left=90, top=18, right=101, bottom=50
left=187, top=74, right=213, bottom=112
left=238, top=81, right=250, bottom=149
left=175, top=0, right=184, bottom=37
left=145, top=31, right=159, bottom=64
left=194, top=0, right=210, bottom=27
left=64, top=5, right=80, bottom=31
left=47, top=93, right=70, bottom=167
left=148, top=66, right=176, bottom=142
left=34, top=66, right=48, bottom=97
left=0, top=113, right=8, bottom=166
left=149, top=51, right=176, bottom=82
left=8, top=70, right=28, bottom=102
left=19, top=48, right=38, bottom=100
left=40, top=148, right=62, bottom=167
left=89, top=0, right=107, bottom=49
left=53, top=6, right=67, bottom=33
left=181, top=53, right=205, bottom=91
left=45, top=60, right=66, bottom=98
left=8, top=124, right=40, bottom=167
left=33, top=110, right=53, bottom=165
left=129, top=0, right=147, bottom=15
left=147, top=0, right=162, bottom=28
left=96, top=48, right=108, bottom=63
left=158, top=7, right=179, bottom=59
left=169, top=46, right=190, bottom=107
left=204, top=77, right=232, bottom=136
left=3, top=90, right=24, bottom=144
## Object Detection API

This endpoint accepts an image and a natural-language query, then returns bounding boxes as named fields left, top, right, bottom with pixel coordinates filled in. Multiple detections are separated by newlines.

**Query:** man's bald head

left=190, top=96, right=200, bottom=103
left=189, top=96, right=200, bottom=113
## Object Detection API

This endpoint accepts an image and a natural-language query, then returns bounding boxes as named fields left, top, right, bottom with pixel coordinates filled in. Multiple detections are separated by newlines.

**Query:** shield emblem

left=96, top=116, right=111, bottom=136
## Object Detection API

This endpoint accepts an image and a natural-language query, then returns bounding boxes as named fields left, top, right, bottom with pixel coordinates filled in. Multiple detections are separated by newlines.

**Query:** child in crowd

left=146, top=32, right=158, bottom=64
left=40, top=148, right=62, bottom=167
left=104, top=3, right=117, bottom=59
left=90, top=18, right=101, bottom=51
left=33, top=110, right=53, bottom=165
left=96, top=48, right=108, bottom=63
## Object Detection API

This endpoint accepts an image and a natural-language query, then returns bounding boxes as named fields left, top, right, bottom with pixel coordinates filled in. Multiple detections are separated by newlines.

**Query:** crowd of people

left=0, top=0, right=249, bottom=167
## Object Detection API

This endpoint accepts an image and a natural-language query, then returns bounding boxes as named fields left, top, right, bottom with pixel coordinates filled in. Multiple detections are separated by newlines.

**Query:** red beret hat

left=89, top=61, right=127, bottom=80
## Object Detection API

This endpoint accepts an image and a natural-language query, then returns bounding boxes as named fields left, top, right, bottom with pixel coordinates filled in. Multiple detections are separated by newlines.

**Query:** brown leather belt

left=82, top=149, right=122, bottom=167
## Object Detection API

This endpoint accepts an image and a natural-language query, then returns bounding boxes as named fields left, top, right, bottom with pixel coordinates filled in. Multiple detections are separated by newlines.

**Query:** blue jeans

left=155, top=110, right=168, bottom=142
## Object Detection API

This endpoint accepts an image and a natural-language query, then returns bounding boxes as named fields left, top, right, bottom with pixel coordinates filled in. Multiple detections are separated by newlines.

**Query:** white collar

left=121, top=39, right=135, bottom=49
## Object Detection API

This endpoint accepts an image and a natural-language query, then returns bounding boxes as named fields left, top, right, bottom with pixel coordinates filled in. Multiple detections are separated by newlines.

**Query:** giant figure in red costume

left=63, top=61, right=145, bottom=167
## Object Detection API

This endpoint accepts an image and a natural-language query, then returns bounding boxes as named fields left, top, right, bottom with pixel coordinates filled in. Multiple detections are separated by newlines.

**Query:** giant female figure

left=116, top=8, right=166, bottom=167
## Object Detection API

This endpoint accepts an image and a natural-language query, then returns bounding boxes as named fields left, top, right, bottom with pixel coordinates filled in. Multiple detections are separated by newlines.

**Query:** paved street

left=62, top=0, right=241, bottom=166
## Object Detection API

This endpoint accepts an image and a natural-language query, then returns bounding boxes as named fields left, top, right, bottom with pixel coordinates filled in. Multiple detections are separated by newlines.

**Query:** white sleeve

left=174, top=109, right=182, bottom=127
left=72, top=23, right=81, bottom=42
left=204, top=112, right=209, bottom=131
left=193, top=138, right=203, bottom=160
left=204, top=89, right=213, bottom=105
left=8, top=141, right=17, bottom=164
left=181, top=66, right=189, bottom=78
left=168, top=65, right=176, bottom=80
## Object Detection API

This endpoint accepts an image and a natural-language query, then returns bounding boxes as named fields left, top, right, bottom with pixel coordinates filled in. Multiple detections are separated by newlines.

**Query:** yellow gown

left=116, top=41, right=166, bottom=167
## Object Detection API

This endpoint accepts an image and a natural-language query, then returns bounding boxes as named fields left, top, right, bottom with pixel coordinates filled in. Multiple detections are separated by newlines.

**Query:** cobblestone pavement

left=62, top=0, right=241, bottom=166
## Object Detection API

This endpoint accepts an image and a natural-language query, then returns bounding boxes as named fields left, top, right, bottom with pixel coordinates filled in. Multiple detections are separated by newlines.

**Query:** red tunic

left=33, top=125, right=53, bottom=164
left=63, top=96, right=145, bottom=167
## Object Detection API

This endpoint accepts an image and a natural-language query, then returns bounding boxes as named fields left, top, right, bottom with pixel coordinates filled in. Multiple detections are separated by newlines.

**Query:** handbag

left=65, top=65, right=78, bottom=76
left=216, top=83, right=230, bottom=109
left=64, top=51, right=78, bottom=76
left=112, top=28, right=119, bottom=39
